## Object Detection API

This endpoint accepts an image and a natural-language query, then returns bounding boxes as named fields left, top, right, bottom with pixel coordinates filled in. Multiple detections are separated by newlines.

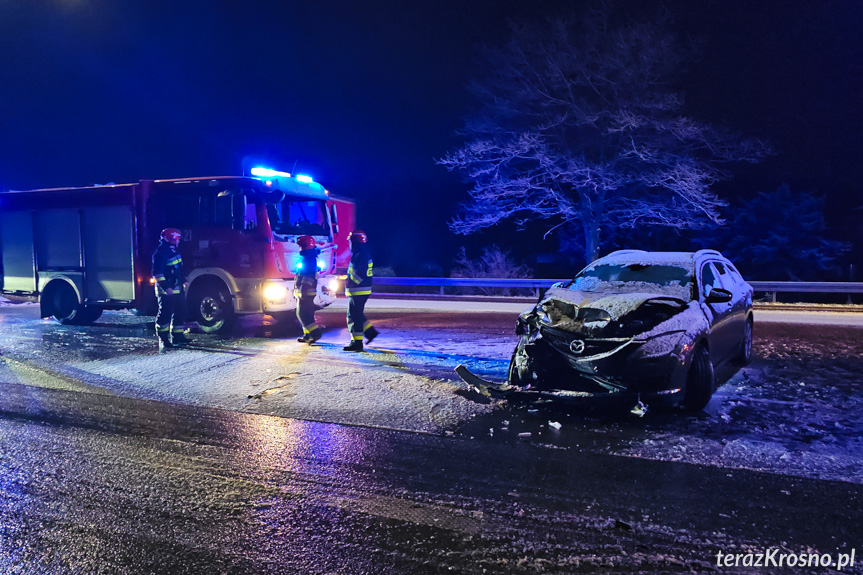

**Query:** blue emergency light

left=295, top=174, right=314, bottom=183
left=251, top=167, right=291, bottom=178
left=294, top=260, right=327, bottom=272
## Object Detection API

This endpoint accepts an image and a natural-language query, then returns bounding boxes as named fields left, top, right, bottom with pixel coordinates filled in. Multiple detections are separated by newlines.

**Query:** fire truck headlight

left=328, top=279, right=339, bottom=292
left=263, top=283, right=289, bottom=302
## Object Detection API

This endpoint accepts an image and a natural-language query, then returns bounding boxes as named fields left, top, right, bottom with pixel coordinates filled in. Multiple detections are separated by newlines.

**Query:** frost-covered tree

left=708, top=184, right=849, bottom=281
left=439, top=6, right=770, bottom=265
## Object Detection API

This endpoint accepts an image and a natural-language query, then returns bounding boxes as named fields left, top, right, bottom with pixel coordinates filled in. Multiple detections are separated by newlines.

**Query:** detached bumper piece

left=454, top=365, right=515, bottom=398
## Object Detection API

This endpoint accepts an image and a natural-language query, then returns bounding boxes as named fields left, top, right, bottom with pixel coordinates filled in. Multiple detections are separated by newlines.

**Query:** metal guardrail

left=374, top=277, right=863, bottom=300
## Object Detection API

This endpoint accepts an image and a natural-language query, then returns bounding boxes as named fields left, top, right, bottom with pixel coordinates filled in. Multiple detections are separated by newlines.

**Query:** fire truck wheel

left=46, top=281, right=99, bottom=325
left=189, top=282, right=236, bottom=333
left=75, top=307, right=103, bottom=324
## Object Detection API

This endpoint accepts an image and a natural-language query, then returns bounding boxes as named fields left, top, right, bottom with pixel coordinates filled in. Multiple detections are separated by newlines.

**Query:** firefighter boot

left=343, top=340, right=364, bottom=353
left=365, top=326, right=379, bottom=344
left=158, top=332, right=173, bottom=352
left=296, top=334, right=309, bottom=343
left=306, top=327, right=323, bottom=344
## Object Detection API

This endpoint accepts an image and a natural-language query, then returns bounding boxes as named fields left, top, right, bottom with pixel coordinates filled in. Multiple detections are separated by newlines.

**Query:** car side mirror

left=705, top=288, right=732, bottom=304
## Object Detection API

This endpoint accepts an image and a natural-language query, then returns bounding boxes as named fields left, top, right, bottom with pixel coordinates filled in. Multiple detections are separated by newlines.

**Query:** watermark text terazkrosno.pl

left=716, top=549, right=856, bottom=570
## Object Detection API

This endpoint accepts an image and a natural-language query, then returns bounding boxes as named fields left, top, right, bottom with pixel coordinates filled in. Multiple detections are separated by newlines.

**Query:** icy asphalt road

left=1, top=298, right=862, bottom=486
left=3, top=381, right=861, bottom=574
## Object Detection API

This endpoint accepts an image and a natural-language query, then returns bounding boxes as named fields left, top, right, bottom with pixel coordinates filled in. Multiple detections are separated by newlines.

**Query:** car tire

left=682, top=344, right=715, bottom=412
left=189, top=283, right=236, bottom=334
left=734, top=316, right=753, bottom=366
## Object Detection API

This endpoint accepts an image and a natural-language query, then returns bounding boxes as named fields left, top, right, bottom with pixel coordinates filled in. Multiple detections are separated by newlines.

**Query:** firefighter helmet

left=348, top=230, right=368, bottom=244
left=297, top=235, right=316, bottom=250
left=160, top=228, right=182, bottom=245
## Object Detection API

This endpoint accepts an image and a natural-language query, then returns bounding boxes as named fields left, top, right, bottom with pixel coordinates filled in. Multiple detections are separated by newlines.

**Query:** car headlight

left=263, top=283, right=289, bottom=301
left=637, top=330, right=688, bottom=358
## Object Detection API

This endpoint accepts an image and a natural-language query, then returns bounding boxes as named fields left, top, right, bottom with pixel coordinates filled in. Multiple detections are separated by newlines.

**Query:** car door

left=713, top=261, right=747, bottom=347
left=699, top=261, right=735, bottom=363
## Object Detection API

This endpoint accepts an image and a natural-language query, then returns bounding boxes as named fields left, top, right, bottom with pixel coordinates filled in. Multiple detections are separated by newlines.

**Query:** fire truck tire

left=76, top=306, right=103, bottom=324
left=189, top=282, right=236, bottom=334
left=46, top=282, right=101, bottom=325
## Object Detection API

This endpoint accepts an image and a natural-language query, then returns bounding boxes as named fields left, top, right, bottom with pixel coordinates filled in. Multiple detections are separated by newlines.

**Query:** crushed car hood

left=534, top=287, right=690, bottom=337
left=540, top=287, right=687, bottom=320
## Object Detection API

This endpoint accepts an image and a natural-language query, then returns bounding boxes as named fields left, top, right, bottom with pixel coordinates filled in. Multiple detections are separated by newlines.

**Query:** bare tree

left=439, top=6, right=770, bottom=265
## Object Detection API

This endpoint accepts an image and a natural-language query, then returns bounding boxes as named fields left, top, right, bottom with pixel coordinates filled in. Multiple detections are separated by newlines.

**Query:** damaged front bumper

left=508, top=324, right=691, bottom=402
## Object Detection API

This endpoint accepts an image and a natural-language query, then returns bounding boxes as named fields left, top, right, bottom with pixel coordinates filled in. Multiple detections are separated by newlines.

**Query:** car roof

left=598, top=249, right=731, bottom=266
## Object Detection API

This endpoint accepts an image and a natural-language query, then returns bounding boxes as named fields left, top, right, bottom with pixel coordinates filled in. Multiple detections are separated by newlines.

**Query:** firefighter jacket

left=346, top=245, right=373, bottom=297
left=151, top=240, right=186, bottom=295
left=294, top=248, right=320, bottom=298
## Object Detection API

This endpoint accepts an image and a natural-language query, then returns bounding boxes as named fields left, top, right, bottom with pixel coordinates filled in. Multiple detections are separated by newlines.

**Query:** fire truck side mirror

left=329, top=203, right=339, bottom=236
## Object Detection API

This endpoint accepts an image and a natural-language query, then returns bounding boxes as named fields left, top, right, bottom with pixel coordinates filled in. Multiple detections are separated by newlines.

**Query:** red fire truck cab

left=0, top=170, right=351, bottom=333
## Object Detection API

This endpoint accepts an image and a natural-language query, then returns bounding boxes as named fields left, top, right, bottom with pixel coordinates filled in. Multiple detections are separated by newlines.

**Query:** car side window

left=700, top=263, right=718, bottom=298
left=725, top=263, right=742, bottom=283
left=714, top=262, right=727, bottom=275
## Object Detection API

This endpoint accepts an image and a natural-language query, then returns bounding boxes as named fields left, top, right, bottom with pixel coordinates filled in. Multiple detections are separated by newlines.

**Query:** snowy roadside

left=609, top=322, right=863, bottom=484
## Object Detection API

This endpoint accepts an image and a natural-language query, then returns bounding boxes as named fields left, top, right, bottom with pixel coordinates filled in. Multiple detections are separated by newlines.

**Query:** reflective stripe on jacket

left=151, top=240, right=185, bottom=294
left=295, top=248, right=320, bottom=298
left=346, top=246, right=373, bottom=297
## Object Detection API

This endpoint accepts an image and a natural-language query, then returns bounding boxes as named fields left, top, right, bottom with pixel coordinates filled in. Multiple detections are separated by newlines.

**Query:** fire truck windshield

left=267, top=197, right=330, bottom=237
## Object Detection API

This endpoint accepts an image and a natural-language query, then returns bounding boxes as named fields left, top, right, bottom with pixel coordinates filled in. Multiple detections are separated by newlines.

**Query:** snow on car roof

left=596, top=251, right=696, bottom=268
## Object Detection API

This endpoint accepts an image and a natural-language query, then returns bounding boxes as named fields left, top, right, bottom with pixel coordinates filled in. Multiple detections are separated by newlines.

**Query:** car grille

left=540, top=325, right=632, bottom=359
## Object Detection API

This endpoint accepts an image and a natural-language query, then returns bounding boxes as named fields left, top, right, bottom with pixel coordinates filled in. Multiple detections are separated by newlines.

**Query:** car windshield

left=570, top=263, right=694, bottom=300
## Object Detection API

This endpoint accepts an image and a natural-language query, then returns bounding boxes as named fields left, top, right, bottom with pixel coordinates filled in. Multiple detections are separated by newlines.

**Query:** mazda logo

left=569, top=339, right=586, bottom=354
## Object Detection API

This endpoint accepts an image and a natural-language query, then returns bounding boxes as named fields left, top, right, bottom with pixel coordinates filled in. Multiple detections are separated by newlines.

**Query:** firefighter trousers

left=156, top=291, right=188, bottom=339
left=296, top=294, right=321, bottom=338
left=347, top=294, right=374, bottom=341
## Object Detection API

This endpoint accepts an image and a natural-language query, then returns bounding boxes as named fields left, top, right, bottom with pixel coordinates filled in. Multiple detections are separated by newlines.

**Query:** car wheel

left=682, top=344, right=715, bottom=412
left=734, top=316, right=753, bottom=366
left=189, top=283, right=236, bottom=334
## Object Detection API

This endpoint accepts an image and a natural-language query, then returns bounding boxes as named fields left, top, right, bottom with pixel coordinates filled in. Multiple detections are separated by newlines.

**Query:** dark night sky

left=1, top=1, right=861, bottom=273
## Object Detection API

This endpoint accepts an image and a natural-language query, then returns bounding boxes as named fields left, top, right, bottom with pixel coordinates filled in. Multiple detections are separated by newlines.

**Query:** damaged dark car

left=463, top=250, right=753, bottom=412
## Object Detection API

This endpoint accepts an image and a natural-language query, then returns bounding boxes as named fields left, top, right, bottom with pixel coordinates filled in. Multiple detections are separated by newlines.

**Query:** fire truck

left=0, top=169, right=355, bottom=333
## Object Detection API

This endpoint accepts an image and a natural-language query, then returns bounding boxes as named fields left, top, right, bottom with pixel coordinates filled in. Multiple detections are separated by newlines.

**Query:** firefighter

left=343, top=230, right=379, bottom=352
left=295, top=235, right=323, bottom=343
left=152, top=228, right=191, bottom=351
